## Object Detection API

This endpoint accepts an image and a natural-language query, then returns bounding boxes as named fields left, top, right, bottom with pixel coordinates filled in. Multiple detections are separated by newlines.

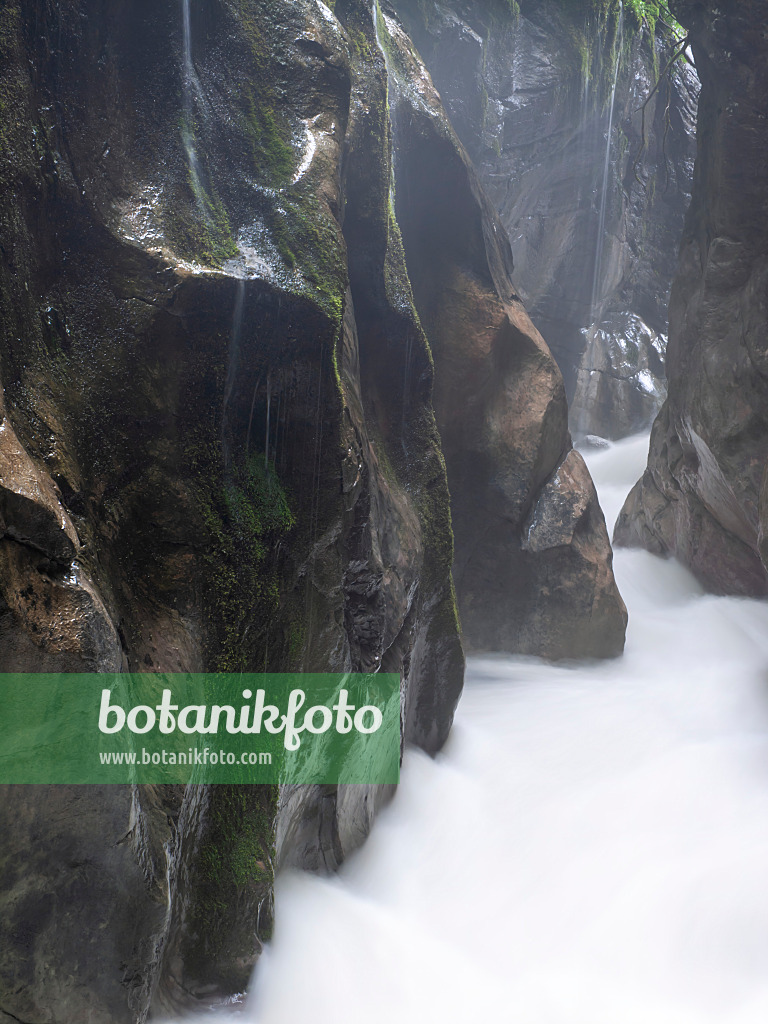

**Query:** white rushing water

left=214, top=434, right=768, bottom=1024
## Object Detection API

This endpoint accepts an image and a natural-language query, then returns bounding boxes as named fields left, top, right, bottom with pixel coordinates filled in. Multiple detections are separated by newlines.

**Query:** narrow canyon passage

left=229, top=436, right=768, bottom=1024
left=5, top=4, right=768, bottom=1020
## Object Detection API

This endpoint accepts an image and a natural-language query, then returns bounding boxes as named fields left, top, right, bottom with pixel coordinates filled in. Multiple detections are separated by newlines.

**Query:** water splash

left=590, top=2, right=624, bottom=320
left=292, top=122, right=318, bottom=184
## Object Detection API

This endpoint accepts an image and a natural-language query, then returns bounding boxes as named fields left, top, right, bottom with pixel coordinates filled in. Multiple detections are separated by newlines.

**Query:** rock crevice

left=393, top=0, right=698, bottom=439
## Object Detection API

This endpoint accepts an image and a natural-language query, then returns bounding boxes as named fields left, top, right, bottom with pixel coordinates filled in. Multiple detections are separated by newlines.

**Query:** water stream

left=590, top=4, right=624, bottom=319
left=222, top=278, right=246, bottom=471
left=181, top=0, right=207, bottom=210
left=225, top=433, right=768, bottom=1024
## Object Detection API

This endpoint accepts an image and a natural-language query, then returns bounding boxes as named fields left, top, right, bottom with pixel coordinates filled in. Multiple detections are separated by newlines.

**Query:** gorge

left=246, top=434, right=768, bottom=1024
left=1, top=1, right=767, bottom=1022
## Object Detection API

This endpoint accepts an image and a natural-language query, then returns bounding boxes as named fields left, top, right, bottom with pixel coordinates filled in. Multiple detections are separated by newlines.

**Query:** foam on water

left=196, top=434, right=768, bottom=1024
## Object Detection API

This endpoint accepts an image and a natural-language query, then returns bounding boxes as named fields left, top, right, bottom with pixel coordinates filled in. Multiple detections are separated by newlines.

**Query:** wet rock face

left=380, top=8, right=627, bottom=658
left=616, top=0, right=768, bottom=597
left=393, top=0, right=699, bottom=438
left=0, top=0, right=463, bottom=1019
left=570, top=311, right=667, bottom=441
left=0, top=1, right=626, bottom=1020
left=0, top=394, right=123, bottom=670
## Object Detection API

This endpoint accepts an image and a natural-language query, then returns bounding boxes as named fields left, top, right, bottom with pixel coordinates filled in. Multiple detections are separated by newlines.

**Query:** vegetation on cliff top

left=517, top=0, right=682, bottom=34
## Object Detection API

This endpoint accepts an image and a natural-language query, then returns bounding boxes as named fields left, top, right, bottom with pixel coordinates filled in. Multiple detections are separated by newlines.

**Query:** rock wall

left=393, top=0, right=698, bottom=439
left=0, top=0, right=624, bottom=1020
left=378, top=6, right=627, bottom=657
left=0, top=0, right=463, bottom=1018
left=616, top=0, right=768, bottom=596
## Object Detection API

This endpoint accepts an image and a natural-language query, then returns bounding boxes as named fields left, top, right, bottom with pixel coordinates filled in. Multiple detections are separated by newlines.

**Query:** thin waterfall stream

left=186, top=433, right=768, bottom=1024
left=222, top=277, right=246, bottom=471
left=590, top=3, right=623, bottom=318
left=181, top=0, right=208, bottom=211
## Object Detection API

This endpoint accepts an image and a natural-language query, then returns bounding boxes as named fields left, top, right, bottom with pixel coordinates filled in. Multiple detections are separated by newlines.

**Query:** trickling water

left=373, top=0, right=386, bottom=67
left=573, top=48, right=592, bottom=307
left=245, top=374, right=262, bottom=458
left=222, top=278, right=246, bottom=469
left=264, top=374, right=272, bottom=473
left=372, top=2, right=415, bottom=453
left=181, top=0, right=207, bottom=209
left=167, top=431, right=768, bottom=1024
left=590, top=4, right=624, bottom=319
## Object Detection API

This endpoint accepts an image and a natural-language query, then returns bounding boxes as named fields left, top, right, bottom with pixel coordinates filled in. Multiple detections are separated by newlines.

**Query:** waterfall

left=574, top=45, right=592, bottom=295
left=180, top=0, right=206, bottom=209
left=590, top=4, right=624, bottom=320
left=373, top=0, right=399, bottom=211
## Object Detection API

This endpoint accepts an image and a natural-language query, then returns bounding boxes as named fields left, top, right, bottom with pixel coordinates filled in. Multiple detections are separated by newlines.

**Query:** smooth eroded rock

left=615, top=0, right=768, bottom=596
left=393, top=0, right=698, bottom=437
left=0, top=0, right=463, bottom=1018
left=381, top=6, right=627, bottom=658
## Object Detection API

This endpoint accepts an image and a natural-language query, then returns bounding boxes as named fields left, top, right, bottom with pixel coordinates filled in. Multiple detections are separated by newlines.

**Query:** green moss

left=416, top=436, right=454, bottom=586
left=349, top=26, right=376, bottom=61
left=185, top=420, right=298, bottom=671
left=367, top=1, right=459, bottom=613
left=190, top=784, right=277, bottom=972
left=286, top=620, right=306, bottom=668
left=486, top=0, right=520, bottom=22
left=243, top=84, right=294, bottom=183
left=231, top=0, right=271, bottom=61
left=426, top=577, right=462, bottom=650
left=266, top=196, right=346, bottom=326
left=225, top=452, right=296, bottom=543
left=518, top=0, right=685, bottom=98
left=165, top=163, right=239, bottom=268
left=384, top=201, right=422, bottom=328
left=551, top=0, right=683, bottom=36
left=198, top=787, right=276, bottom=893
left=228, top=0, right=299, bottom=191
left=480, top=83, right=490, bottom=128
left=622, top=0, right=682, bottom=35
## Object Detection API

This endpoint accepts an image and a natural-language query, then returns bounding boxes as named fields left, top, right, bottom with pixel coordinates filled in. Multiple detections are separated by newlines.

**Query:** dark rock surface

left=0, top=0, right=463, bottom=1018
left=393, top=0, right=699, bottom=438
left=381, top=7, right=627, bottom=658
left=0, top=0, right=625, bottom=1020
left=616, top=0, right=768, bottom=596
